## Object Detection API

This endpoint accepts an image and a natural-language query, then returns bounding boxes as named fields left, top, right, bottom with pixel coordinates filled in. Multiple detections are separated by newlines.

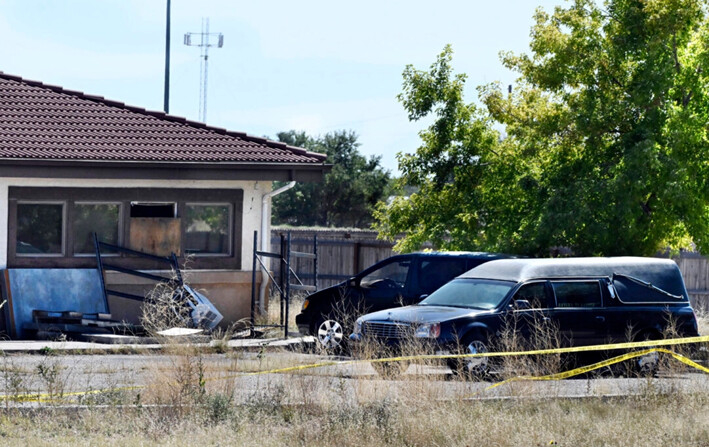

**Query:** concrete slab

left=0, top=334, right=315, bottom=352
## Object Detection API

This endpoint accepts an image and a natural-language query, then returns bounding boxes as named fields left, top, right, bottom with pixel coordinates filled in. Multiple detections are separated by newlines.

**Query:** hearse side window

left=552, top=281, right=602, bottom=308
left=513, top=282, right=550, bottom=308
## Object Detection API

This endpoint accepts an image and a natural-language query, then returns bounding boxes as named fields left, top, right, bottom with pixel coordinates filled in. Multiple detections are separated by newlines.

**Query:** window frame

left=8, top=187, right=243, bottom=270
left=15, top=200, right=67, bottom=258
left=183, top=202, right=233, bottom=257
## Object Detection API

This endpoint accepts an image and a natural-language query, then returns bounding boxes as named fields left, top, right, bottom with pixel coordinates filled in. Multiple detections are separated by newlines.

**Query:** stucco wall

left=0, top=178, right=273, bottom=330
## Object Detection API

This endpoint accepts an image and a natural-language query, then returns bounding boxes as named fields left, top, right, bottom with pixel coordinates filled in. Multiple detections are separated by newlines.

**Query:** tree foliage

left=376, top=0, right=709, bottom=256
left=273, top=130, right=391, bottom=228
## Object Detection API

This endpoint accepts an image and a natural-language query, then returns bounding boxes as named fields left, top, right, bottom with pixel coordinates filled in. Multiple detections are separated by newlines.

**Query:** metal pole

left=163, top=0, right=171, bottom=113
left=279, top=233, right=286, bottom=327
left=284, top=232, right=292, bottom=338
left=93, top=233, right=109, bottom=313
left=313, top=234, right=318, bottom=291
left=250, top=230, right=258, bottom=331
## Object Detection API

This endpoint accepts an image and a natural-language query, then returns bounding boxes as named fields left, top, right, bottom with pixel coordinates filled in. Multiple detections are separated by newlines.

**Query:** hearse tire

left=632, top=330, right=661, bottom=377
left=448, top=333, right=492, bottom=381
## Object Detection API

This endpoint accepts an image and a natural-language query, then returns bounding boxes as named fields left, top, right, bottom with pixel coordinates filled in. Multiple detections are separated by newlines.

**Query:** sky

left=0, top=0, right=566, bottom=174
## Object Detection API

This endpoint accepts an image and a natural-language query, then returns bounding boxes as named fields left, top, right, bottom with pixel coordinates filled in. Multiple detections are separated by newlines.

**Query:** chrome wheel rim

left=317, top=319, right=344, bottom=349
left=464, top=340, right=489, bottom=373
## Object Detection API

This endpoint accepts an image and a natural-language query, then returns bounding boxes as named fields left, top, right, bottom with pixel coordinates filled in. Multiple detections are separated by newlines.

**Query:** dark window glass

left=184, top=204, right=230, bottom=255
left=360, top=260, right=410, bottom=288
left=16, top=203, right=64, bottom=255
left=513, top=282, right=550, bottom=308
left=553, top=281, right=602, bottom=308
left=418, top=259, right=469, bottom=295
left=130, top=203, right=176, bottom=218
left=73, top=204, right=120, bottom=254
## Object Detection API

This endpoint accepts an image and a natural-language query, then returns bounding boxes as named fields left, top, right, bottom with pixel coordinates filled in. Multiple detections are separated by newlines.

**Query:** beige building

left=0, top=72, right=329, bottom=337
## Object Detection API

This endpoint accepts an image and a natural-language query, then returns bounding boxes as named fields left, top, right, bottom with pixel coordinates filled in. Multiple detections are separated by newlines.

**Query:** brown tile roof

left=0, top=72, right=327, bottom=164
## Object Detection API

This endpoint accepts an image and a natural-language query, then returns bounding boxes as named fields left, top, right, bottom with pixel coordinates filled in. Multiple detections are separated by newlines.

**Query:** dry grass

left=0, top=331, right=707, bottom=446
left=0, top=296, right=706, bottom=445
left=0, top=388, right=707, bottom=446
left=696, top=308, right=709, bottom=336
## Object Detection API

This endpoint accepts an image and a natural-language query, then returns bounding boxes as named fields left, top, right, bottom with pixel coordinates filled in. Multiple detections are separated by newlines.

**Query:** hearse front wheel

left=448, top=333, right=492, bottom=380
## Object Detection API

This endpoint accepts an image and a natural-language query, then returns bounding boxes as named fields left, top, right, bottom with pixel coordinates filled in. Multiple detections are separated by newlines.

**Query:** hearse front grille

left=362, top=321, right=413, bottom=339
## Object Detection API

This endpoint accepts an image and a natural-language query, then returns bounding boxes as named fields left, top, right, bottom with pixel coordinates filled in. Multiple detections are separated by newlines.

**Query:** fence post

left=250, top=230, right=258, bottom=330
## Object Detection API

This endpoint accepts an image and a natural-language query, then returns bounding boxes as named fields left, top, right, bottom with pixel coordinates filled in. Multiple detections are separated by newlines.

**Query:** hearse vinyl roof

left=462, top=257, right=688, bottom=299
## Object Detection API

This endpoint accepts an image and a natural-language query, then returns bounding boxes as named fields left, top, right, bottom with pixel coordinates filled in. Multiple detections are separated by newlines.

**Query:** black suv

left=296, top=252, right=509, bottom=350
left=350, top=257, right=700, bottom=375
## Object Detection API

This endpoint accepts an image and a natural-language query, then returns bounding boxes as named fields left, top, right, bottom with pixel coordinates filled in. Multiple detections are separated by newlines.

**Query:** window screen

left=552, top=281, right=602, bottom=308
left=73, top=203, right=120, bottom=254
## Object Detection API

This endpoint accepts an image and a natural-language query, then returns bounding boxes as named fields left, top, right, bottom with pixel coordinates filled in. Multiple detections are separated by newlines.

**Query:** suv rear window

left=552, top=281, right=602, bottom=308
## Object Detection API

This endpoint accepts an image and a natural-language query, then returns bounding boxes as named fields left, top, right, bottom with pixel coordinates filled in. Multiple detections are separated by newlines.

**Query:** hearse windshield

left=419, top=278, right=515, bottom=310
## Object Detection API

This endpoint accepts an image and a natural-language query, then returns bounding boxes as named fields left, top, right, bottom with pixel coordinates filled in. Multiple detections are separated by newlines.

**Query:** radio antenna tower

left=184, top=18, right=224, bottom=123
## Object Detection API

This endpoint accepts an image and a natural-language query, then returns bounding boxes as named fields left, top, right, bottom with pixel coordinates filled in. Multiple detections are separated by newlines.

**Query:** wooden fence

left=675, top=254, right=709, bottom=312
left=270, top=228, right=709, bottom=311
left=270, top=229, right=395, bottom=290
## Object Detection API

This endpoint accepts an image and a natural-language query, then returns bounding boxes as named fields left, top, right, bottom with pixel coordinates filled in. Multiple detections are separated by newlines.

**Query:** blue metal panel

left=6, top=269, right=106, bottom=339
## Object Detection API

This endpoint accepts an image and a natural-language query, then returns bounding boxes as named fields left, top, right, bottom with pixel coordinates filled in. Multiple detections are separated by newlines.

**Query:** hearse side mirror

left=418, top=294, right=429, bottom=301
left=348, top=277, right=358, bottom=288
left=513, top=299, right=531, bottom=310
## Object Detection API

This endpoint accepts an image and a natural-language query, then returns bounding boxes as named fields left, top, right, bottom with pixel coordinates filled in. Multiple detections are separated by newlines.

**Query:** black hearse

left=350, top=257, right=700, bottom=376
left=296, top=251, right=509, bottom=350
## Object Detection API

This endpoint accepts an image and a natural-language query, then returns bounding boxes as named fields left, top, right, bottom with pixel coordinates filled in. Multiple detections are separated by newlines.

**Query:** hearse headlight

left=415, top=322, right=441, bottom=338
left=353, top=319, right=363, bottom=335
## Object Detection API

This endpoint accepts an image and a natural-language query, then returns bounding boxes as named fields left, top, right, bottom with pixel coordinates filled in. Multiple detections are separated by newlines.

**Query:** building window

left=16, top=202, right=65, bottom=256
left=130, top=202, right=177, bottom=218
left=9, top=187, right=243, bottom=269
left=73, top=203, right=121, bottom=255
left=184, top=204, right=231, bottom=255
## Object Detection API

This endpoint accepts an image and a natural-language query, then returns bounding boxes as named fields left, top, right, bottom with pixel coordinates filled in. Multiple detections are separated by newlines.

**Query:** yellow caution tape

left=0, top=385, right=143, bottom=404
left=2, top=335, right=707, bottom=403
left=483, top=348, right=709, bottom=394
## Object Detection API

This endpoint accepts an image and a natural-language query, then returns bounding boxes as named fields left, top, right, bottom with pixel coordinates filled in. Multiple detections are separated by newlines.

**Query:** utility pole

left=184, top=18, right=224, bottom=123
left=163, top=0, right=171, bottom=113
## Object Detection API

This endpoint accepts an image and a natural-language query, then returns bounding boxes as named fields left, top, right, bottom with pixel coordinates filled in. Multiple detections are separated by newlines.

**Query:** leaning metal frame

left=250, top=231, right=317, bottom=338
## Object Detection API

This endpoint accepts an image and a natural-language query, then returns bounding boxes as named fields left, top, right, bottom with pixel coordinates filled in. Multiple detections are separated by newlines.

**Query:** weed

left=35, top=357, right=67, bottom=401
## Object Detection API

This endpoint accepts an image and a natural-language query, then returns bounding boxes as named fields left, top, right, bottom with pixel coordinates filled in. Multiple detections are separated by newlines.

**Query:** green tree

left=377, top=0, right=709, bottom=256
left=273, top=130, right=391, bottom=228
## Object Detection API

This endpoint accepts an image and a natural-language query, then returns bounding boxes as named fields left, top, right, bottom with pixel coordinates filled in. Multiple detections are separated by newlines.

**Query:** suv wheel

left=315, top=317, right=345, bottom=351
